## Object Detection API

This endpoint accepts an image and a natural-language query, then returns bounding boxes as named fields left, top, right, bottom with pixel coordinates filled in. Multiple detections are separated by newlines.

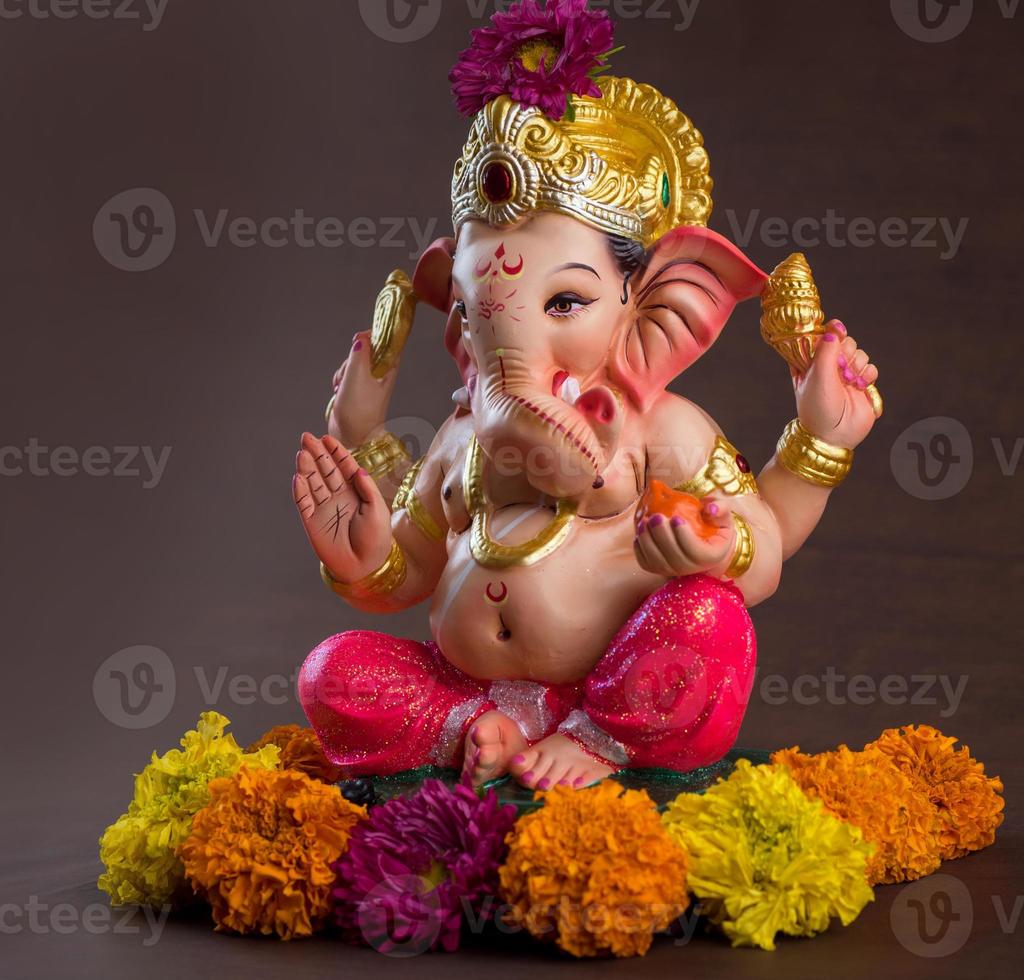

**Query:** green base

left=372, top=748, right=771, bottom=813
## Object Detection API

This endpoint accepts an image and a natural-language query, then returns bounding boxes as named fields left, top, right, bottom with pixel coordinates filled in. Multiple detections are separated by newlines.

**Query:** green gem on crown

left=661, top=173, right=671, bottom=208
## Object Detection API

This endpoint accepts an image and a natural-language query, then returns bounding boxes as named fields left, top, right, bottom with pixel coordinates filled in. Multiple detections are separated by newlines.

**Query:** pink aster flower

left=331, top=778, right=517, bottom=954
left=449, top=0, right=617, bottom=121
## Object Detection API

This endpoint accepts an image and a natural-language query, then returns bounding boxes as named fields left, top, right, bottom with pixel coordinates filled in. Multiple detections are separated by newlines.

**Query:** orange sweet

left=638, top=481, right=719, bottom=540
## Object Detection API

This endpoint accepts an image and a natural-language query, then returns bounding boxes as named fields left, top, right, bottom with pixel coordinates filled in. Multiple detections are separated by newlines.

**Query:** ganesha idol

left=293, top=1, right=883, bottom=791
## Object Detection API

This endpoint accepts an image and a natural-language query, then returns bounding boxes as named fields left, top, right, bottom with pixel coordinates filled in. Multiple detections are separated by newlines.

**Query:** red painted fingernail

left=670, top=516, right=684, bottom=528
left=856, top=377, right=868, bottom=390
left=843, top=369, right=855, bottom=383
left=636, top=519, right=647, bottom=535
left=649, top=514, right=664, bottom=528
left=834, top=320, right=847, bottom=334
left=522, top=770, right=535, bottom=783
left=537, top=778, right=551, bottom=790
left=358, top=468, right=369, bottom=477
left=511, top=754, right=525, bottom=765
left=353, top=340, right=363, bottom=351
left=707, top=502, right=720, bottom=517
left=822, top=333, right=836, bottom=343
left=573, top=776, right=585, bottom=787
left=838, top=355, right=847, bottom=369
left=558, top=779, right=570, bottom=786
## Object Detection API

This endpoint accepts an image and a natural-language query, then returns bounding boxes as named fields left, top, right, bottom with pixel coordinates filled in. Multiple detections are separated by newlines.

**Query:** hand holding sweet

left=292, top=433, right=392, bottom=583
left=794, top=320, right=881, bottom=450
left=634, top=492, right=736, bottom=579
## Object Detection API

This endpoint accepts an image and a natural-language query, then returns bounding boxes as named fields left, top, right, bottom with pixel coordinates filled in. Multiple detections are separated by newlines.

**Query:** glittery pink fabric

left=299, top=631, right=492, bottom=775
left=582, top=575, right=757, bottom=770
left=300, top=575, right=756, bottom=775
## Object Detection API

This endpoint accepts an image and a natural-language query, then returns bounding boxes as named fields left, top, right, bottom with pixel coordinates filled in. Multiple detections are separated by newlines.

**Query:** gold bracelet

left=776, top=419, right=853, bottom=489
left=391, top=457, right=424, bottom=511
left=352, top=432, right=411, bottom=482
left=320, top=540, right=407, bottom=608
left=726, top=515, right=755, bottom=579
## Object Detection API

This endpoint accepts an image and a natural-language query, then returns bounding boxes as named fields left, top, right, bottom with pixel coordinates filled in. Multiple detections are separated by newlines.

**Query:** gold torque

left=352, top=432, right=411, bottom=482
left=676, top=435, right=759, bottom=499
left=726, top=515, right=755, bottom=580
left=776, top=419, right=854, bottom=489
left=370, top=270, right=417, bottom=379
left=463, top=436, right=577, bottom=569
left=321, top=539, right=407, bottom=610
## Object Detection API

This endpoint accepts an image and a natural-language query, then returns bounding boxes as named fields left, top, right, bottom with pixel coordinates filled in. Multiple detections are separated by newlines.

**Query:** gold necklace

left=462, top=436, right=578, bottom=569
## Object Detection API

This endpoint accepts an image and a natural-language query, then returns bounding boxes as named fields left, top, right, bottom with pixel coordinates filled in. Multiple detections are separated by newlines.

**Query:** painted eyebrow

left=549, top=262, right=602, bottom=279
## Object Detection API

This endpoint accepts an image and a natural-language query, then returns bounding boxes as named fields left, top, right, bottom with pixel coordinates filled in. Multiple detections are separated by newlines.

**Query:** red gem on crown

left=482, top=161, right=514, bottom=204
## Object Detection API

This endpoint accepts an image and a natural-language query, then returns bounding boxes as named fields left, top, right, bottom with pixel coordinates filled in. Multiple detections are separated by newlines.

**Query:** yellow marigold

left=499, top=781, right=689, bottom=958
left=247, top=724, right=345, bottom=783
left=179, top=766, right=365, bottom=940
left=98, top=712, right=280, bottom=908
left=868, top=725, right=1004, bottom=860
left=773, top=745, right=942, bottom=886
left=662, top=761, right=874, bottom=951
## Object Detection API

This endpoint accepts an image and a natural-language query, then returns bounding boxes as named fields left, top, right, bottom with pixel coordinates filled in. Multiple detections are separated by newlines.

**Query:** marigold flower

left=98, top=712, right=279, bottom=908
left=499, top=781, right=689, bottom=958
left=248, top=724, right=345, bottom=783
left=773, top=745, right=942, bottom=885
left=868, top=725, right=1004, bottom=860
left=662, top=761, right=874, bottom=951
left=179, top=766, right=365, bottom=940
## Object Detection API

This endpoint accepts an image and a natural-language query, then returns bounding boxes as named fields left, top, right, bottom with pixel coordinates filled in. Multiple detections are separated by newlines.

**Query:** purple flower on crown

left=449, top=0, right=617, bottom=121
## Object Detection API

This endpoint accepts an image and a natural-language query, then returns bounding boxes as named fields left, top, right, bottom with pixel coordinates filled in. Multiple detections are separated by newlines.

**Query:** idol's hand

left=794, top=320, right=881, bottom=450
left=634, top=495, right=736, bottom=579
left=326, top=331, right=401, bottom=447
left=293, top=433, right=392, bottom=583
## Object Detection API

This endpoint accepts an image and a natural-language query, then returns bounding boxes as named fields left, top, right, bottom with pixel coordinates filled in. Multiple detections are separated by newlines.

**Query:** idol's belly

left=429, top=505, right=663, bottom=685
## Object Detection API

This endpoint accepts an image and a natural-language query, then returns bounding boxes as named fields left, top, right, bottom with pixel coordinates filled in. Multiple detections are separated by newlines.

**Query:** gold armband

left=320, top=540, right=407, bottom=609
left=776, top=419, right=853, bottom=489
left=677, top=435, right=759, bottom=499
left=352, top=432, right=411, bottom=482
left=726, top=515, right=755, bottom=579
left=391, top=457, right=444, bottom=542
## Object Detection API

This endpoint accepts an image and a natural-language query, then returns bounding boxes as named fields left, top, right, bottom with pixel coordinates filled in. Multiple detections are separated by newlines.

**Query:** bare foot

left=462, top=711, right=527, bottom=786
left=509, top=733, right=615, bottom=791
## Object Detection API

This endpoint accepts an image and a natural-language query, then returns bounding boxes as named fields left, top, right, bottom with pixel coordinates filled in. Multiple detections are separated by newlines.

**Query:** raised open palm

left=292, top=432, right=392, bottom=583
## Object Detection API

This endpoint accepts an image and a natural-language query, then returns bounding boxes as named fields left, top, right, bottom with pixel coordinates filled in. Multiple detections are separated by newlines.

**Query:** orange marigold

left=499, top=781, right=689, bottom=959
left=247, top=724, right=345, bottom=783
left=773, top=745, right=942, bottom=886
left=179, top=766, right=365, bottom=939
left=868, top=725, right=1005, bottom=860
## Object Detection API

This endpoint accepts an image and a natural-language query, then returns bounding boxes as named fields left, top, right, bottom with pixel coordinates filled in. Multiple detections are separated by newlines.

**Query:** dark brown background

left=1, top=1, right=1021, bottom=977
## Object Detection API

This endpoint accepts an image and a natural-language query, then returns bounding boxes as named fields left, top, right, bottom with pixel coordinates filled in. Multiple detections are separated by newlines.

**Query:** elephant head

left=414, top=213, right=766, bottom=498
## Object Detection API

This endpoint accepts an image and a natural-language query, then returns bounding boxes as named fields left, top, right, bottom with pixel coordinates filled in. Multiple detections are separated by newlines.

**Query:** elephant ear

left=609, top=227, right=768, bottom=411
left=413, top=237, right=474, bottom=385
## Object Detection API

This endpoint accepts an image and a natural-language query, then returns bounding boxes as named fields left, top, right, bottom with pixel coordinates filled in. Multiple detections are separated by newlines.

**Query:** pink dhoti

left=299, top=575, right=756, bottom=774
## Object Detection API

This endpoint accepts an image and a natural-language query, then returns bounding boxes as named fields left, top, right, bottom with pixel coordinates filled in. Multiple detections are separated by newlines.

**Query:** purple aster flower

left=449, top=0, right=617, bottom=121
left=331, top=778, right=517, bottom=954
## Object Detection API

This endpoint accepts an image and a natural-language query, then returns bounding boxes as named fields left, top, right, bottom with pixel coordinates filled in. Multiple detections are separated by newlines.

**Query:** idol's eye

left=455, top=300, right=468, bottom=320
left=545, top=292, right=596, bottom=319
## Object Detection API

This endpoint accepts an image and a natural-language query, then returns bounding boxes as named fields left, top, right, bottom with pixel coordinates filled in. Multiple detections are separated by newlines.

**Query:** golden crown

left=451, top=76, right=713, bottom=249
